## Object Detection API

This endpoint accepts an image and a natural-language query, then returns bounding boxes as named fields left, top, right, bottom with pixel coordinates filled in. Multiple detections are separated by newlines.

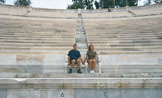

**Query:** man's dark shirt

left=68, top=49, right=81, bottom=62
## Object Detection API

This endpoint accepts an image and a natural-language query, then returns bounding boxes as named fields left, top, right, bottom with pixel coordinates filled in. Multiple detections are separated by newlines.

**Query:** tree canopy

left=101, top=0, right=137, bottom=8
left=68, top=0, right=94, bottom=9
left=68, top=0, right=138, bottom=9
left=154, top=0, right=162, bottom=3
left=94, top=0, right=100, bottom=9
left=14, top=0, right=31, bottom=6
left=0, top=0, right=5, bottom=4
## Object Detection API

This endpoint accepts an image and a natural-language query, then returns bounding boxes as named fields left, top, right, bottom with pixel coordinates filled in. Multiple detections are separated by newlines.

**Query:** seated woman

left=84, top=44, right=97, bottom=73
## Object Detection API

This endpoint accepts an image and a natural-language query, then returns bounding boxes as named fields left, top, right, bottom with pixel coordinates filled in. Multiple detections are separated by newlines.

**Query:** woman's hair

left=88, top=44, right=94, bottom=51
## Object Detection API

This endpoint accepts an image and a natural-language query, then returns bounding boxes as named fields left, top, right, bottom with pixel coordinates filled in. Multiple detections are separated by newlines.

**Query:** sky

left=5, top=0, right=74, bottom=9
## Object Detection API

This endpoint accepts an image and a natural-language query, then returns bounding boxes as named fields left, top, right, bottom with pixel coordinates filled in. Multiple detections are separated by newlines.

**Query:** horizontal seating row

left=0, top=13, right=76, bottom=53
left=0, top=5, right=77, bottom=18
left=84, top=13, right=162, bottom=53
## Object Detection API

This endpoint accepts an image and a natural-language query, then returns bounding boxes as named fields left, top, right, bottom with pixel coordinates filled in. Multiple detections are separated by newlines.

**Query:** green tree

left=154, top=0, right=162, bottom=3
left=0, top=0, right=5, bottom=4
left=95, top=0, right=100, bottom=9
left=68, top=0, right=84, bottom=9
left=14, top=0, right=31, bottom=6
left=68, top=0, right=94, bottom=9
left=85, top=0, right=94, bottom=9
left=127, top=0, right=137, bottom=6
left=101, top=0, right=137, bottom=8
left=68, top=2, right=83, bottom=9
left=102, top=0, right=113, bottom=8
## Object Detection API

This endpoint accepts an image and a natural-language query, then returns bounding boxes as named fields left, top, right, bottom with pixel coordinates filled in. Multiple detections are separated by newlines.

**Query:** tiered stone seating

left=130, top=4, right=162, bottom=16
left=82, top=3, right=162, bottom=18
left=0, top=4, right=77, bottom=18
left=26, top=9, right=77, bottom=19
left=0, top=4, right=162, bottom=98
left=0, top=17, right=76, bottom=53
left=82, top=11, right=132, bottom=18
left=0, top=6, right=77, bottom=74
left=0, top=4, right=28, bottom=16
left=83, top=9, right=162, bottom=77
left=84, top=17, right=162, bottom=54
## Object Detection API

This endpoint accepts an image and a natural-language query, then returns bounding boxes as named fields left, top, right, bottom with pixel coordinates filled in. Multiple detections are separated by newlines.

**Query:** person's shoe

left=68, top=69, right=72, bottom=73
left=77, top=68, right=82, bottom=73
left=90, top=70, right=95, bottom=74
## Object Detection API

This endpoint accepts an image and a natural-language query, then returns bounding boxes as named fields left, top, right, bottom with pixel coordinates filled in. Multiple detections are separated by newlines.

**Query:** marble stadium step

left=100, top=53, right=162, bottom=65
left=95, top=51, right=162, bottom=54
left=0, top=51, right=67, bottom=54
left=0, top=54, right=69, bottom=74
left=0, top=72, right=162, bottom=79
left=99, top=53, right=162, bottom=75
left=0, top=78, right=161, bottom=89
left=0, top=63, right=92, bottom=75
left=0, top=37, right=74, bottom=41
left=91, top=47, right=162, bottom=52
left=0, top=44, right=73, bottom=47
left=99, top=51, right=162, bottom=54
left=101, top=65, right=162, bottom=73
left=86, top=34, right=159, bottom=36
left=0, top=34, right=75, bottom=37
left=0, top=40, right=74, bottom=43
left=87, top=35, right=162, bottom=38
left=88, top=44, right=162, bottom=48
left=86, top=32, right=158, bottom=35
left=89, top=38, right=162, bottom=43
left=87, top=36, right=160, bottom=39
left=92, top=45, right=162, bottom=48
left=87, top=37, right=161, bottom=40
left=0, top=31, right=75, bottom=34
left=0, top=43, right=74, bottom=46
left=0, top=54, right=66, bottom=64
left=0, top=65, right=65, bottom=74
left=92, top=48, right=162, bottom=52
left=86, top=31, right=161, bottom=34
left=87, top=39, right=162, bottom=42
left=85, top=30, right=157, bottom=33
left=89, top=45, right=162, bottom=48
left=88, top=42, right=162, bottom=46
left=0, top=46, right=72, bottom=49
left=0, top=50, right=69, bottom=53
left=0, top=37, right=75, bottom=41
left=87, top=38, right=161, bottom=41
left=0, top=48, right=71, bottom=51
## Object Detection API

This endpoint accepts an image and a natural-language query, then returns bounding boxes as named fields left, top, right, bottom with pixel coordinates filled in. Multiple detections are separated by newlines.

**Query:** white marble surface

left=100, top=53, right=162, bottom=65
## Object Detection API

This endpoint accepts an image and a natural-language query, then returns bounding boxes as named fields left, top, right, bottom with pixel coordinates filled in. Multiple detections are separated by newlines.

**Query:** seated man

left=68, top=44, right=83, bottom=73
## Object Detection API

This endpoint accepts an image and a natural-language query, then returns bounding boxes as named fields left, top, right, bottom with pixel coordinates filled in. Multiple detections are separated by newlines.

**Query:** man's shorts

left=70, top=59, right=78, bottom=64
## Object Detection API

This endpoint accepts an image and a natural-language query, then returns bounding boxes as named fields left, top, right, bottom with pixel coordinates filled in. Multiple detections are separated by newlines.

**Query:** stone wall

left=0, top=88, right=162, bottom=98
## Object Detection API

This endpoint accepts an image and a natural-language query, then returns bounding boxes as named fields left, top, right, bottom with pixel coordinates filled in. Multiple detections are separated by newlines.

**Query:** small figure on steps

left=83, top=44, right=97, bottom=74
left=68, top=44, right=84, bottom=73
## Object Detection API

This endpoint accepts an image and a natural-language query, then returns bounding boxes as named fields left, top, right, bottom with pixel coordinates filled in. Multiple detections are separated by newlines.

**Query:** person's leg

left=71, top=59, right=76, bottom=68
left=92, top=59, right=96, bottom=71
left=68, top=59, right=76, bottom=73
left=76, top=59, right=81, bottom=68
left=88, top=60, right=93, bottom=70
left=77, top=59, right=82, bottom=73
